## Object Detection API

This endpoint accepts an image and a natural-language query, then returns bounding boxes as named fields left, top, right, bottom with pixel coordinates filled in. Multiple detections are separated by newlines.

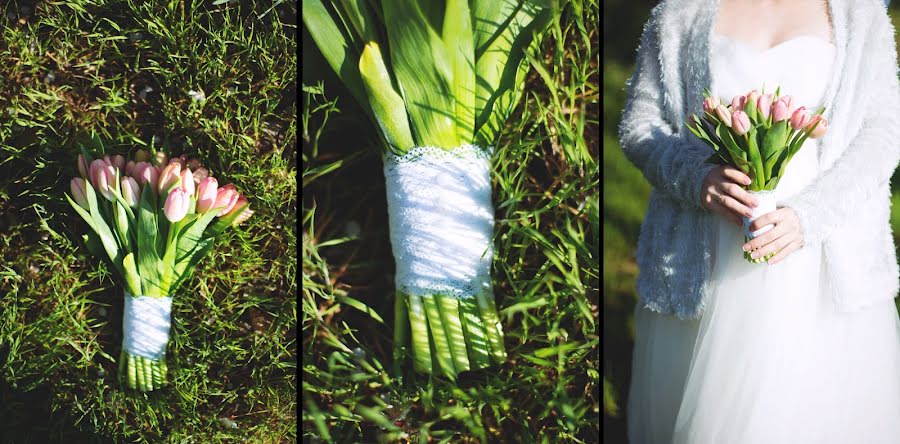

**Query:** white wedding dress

left=627, top=35, right=900, bottom=444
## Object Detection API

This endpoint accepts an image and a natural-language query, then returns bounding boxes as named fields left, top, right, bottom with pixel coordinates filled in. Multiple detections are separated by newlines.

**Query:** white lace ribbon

left=383, top=145, right=495, bottom=299
left=743, top=190, right=777, bottom=238
left=122, top=293, right=173, bottom=360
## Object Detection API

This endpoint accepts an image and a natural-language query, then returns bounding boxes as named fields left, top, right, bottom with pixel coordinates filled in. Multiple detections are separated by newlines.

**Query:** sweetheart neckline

left=713, top=34, right=835, bottom=54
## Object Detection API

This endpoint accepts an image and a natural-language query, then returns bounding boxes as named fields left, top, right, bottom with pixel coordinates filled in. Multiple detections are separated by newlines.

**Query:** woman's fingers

left=716, top=192, right=753, bottom=218
left=766, top=239, right=803, bottom=265
left=742, top=220, right=786, bottom=251
left=719, top=182, right=757, bottom=210
left=720, top=166, right=752, bottom=187
left=750, top=230, right=795, bottom=260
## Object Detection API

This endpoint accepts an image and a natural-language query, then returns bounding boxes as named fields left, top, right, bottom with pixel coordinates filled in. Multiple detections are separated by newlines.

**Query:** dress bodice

left=710, top=35, right=836, bottom=196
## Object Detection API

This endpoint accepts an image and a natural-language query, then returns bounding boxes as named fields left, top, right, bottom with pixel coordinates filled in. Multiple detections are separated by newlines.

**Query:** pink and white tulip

left=71, top=178, right=89, bottom=209
left=213, top=184, right=240, bottom=216
left=757, top=94, right=773, bottom=120
left=96, top=164, right=117, bottom=202
left=806, top=115, right=829, bottom=139
left=158, top=163, right=182, bottom=193
left=195, top=177, right=219, bottom=213
left=703, top=97, right=720, bottom=114
left=790, top=106, right=811, bottom=130
left=715, top=104, right=732, bottom=127
left=137, top=162, right=159, bottom=192
left=112, top=155, right=126, bottom=172
left=163, top=188, right=190, bottom=222
left=732, top=110, right=751, bottom=135
left=77, top=154, right=89, bottom=179
left=772, top=99, right=790, bottom=122
left=193, top=167, right=209, bottom=184
left=180, top=169, right=195, bottom=196
left=121, top=176, right=140, bottom=209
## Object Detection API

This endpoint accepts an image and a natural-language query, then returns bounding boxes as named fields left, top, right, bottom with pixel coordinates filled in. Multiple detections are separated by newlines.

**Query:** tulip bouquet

left=686, top=88, right=828, bottom=263
left=304, top=0, right=551, bottom=379
left=67, top=145, right=253, bottom=391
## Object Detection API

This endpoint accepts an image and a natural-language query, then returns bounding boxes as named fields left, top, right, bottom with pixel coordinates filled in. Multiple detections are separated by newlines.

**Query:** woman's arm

left=617, top=12, right=717, bottom=209
left=779, top=18, right=900, bottom=245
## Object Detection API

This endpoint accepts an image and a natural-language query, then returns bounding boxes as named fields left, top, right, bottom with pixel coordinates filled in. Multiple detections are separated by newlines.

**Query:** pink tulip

left=806, top=115, right=829, bottom=139
left=163, top=188, right=190, bottom=222
left=193, top=167, right=209, bottom=185
left=89, top=159, right=107, bottom=188
left=232, top=207, right=254, bottom=226
left=133, top=149, right=149, bottom=162
left=77, top=154, right=88, bottom=179
left=790, top=106, right=811, bottom=130
left=195, top=177, right=219, bottom=213
left=715, top=105, right=732, bottom=127
left=132, top=161, right=149, bottom=178
left=153, top=151, right=168, bottom=167
left=772, top=99, right=790, bottom=122
left=70, top=178, right=88, bottom=209
left=213, top=184, right=240, bottom=216
left=137, top=162, right=159, bottom=192
left=112, top=155, right=126, bottom=171
left=102, top=155, right=113, bottom=167
left=732, top=110, right=751, bottom=135
left=703, top=97, right=720, bottom=114
left=121, top=176, right=140, bottom=208
left=126, top=160, right=136, bottom=176
left=180, top=169, right=195, bottom=196
left=158, top=163, right=182, bottom=193
left=731, top=95, right=746, bottom=110
left=745, top=90, right=760, bottom=111
left=96, top=164, right=117, bottom=201
left=780, top=95, right=796, bottom=115
left=169, top=156, right=186, bottom=168
left=757, top=94, right=773, bottom=120
left=224, top=196, right=253, bottom=226
left=187, top=158, right=202, bottom=171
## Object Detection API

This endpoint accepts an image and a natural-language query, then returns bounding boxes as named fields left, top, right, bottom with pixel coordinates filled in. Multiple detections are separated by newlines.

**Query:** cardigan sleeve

left=779, top=18, right=900, bottom=246
left=617, top=14, right=717, bottom=209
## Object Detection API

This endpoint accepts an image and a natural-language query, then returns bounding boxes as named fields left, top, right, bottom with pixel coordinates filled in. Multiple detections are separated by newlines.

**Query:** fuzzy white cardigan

left=619, top=0, right=900, bottom=319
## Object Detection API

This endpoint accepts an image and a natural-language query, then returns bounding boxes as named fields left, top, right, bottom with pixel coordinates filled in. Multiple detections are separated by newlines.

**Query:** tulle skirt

left=627, top=217, right=900, bottom=444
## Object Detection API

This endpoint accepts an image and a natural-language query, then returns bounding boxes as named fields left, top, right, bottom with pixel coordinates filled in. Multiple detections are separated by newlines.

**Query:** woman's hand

left=701, top=165, right=758, bottom=226
left=743, top=207, right=804, bottom=265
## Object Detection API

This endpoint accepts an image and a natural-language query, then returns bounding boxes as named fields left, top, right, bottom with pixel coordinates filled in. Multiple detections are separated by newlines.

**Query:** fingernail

left=742, top=244, right=750, bottom=251
left=750, top=252, right=758, bottom=259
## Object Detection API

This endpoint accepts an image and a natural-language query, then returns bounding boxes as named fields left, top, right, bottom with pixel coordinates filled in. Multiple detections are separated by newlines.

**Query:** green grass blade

left=302, top=0, right=368, bottom=106
left=442, top=0, right=475, bottom=143
left=359, top=42, right=415, bottom=153
left=382, top=0, right=459, bottom=149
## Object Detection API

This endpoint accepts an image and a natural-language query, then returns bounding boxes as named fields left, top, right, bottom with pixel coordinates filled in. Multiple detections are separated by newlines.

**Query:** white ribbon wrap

left=383, top=145, right=495, bottom=299
left=742, top=190, right=777, bottom=238
left=122, top=293, right=173, bottom=360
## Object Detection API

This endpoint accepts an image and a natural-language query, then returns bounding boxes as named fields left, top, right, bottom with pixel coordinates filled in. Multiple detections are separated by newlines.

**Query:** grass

left=301, top=1, right=600, bottom=442
left=602, top=2, right=900, bottom=442
left=0, top=1, right=296, bottom=442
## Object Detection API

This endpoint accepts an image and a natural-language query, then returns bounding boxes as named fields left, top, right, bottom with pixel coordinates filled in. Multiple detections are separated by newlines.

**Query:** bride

left=619, top=0, right=900, bottom=442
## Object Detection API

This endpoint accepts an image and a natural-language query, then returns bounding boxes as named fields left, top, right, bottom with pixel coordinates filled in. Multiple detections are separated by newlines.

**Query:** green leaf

left=358, top=42, right=415, bottom=154
left=84, top=180, right=124, bottom=277
left=382, top=0, right=459, bottom=149
left=137, top=185, right=163, bottom=296
left=442, top=0, right=476, bottom=143
left=302, top=0, right=368, bottom=106
left=175, top=209, right=220, bottom=264
left=123, top=253, right=142, bottom=296
left=335, top=0, right=380, bottom=44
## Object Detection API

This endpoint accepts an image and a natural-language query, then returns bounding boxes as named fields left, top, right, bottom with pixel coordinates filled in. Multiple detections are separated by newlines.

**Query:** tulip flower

left=96, top=164, right=117, bottom=201
left=126, top=160, right=136, bottom=175
left=195, top=177, right=219, bottom=213
left=806, top=115, right=829, bottom=139
left=745, top=90, right=760, bottom=110
left=193, top=167, right=209, bottom=185
left=757, top=94, right=773, bottom=120
left=233, top=207, right=254, bottom=226
left=187, top=158, right=202, bottom=171
left=716, top=104, right=732, bottom=127
left=103, top=155, right=114, bottom=167
left=158, top=163, right=182, bottom=193
left=780, top=95, right=796, bottom=115
left=732, top=110, right=751, bottom=135
left=90, top=159, right=107, bottom=189
left=121, top=176, right=141, bottom=209
left=169, top=157, right=186, bottom=168
left=137, top=162, right=159, bottom=192
left=77, top=154, right=89, bottom=179
left=224, top=196, right=253, bottom=226
left=112, top=155, right=126, bottom=172
left=213, top=184, right=240, bottom=216
left=71, top=178, right=89, bottom=210
left=703, top=96, right=720, bottom=114
left=133, top=149, right=149, bottom=162
left=153, top=151, right=168, bottom=166
left=180, top=169, right=195, bottom=196
left=163, top=188, right=190, bottom=222
left=731, top=95, right=746, bottom=110
left=772, top=99, right=790, bottom=122
left=790, top=106, right=811, bottom=130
